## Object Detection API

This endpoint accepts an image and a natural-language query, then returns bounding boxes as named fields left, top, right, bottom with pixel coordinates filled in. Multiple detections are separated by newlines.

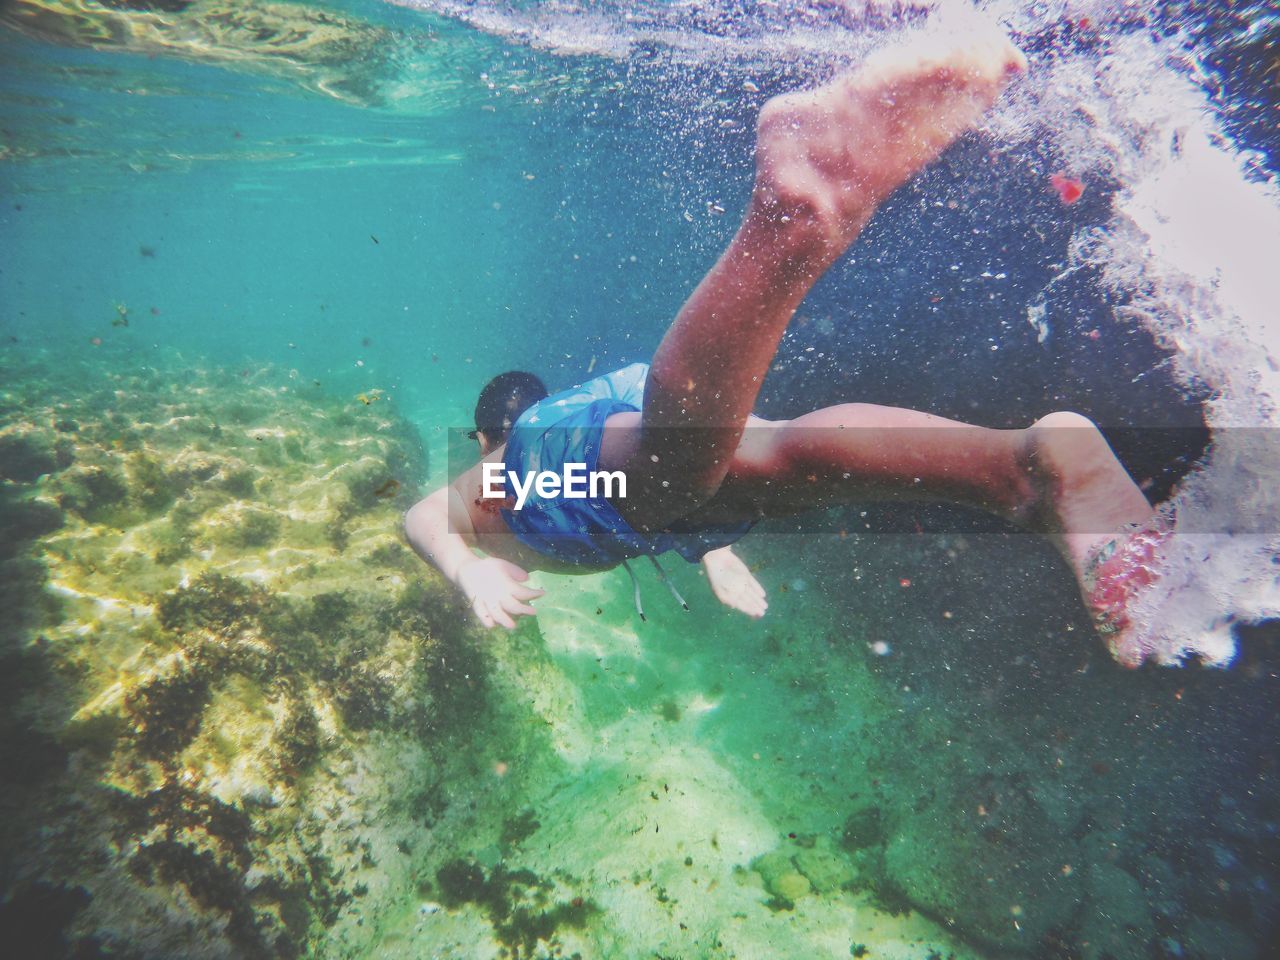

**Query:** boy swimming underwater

left=405, top=26, right=1166, bottom=667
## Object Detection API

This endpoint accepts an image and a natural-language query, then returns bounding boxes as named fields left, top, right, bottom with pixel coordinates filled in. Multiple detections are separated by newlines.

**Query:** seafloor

left=0, top=346, right=1274, bottom=960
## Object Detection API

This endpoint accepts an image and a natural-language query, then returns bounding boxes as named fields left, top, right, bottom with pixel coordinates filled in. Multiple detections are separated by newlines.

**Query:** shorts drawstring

left=621, top=559, right=646, bottom=622
left=621, top=556, right=690, bottom=621
left=648, top=555, right=690, bottom=611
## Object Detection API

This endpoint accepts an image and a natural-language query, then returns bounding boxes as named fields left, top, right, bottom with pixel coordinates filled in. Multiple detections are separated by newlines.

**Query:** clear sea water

left=2, top=2, right=1278, bottom=958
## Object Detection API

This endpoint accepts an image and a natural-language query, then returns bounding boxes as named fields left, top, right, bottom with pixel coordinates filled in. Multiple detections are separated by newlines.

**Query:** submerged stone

left=0, top=431, right=59, bottom=482
left=772, top=870, right=812, bottom=902
left=794, top=839, right=855, bottom=895
left=881, top=771, right=1083, bottom=949
left=0, top=357, right=481, bottom=959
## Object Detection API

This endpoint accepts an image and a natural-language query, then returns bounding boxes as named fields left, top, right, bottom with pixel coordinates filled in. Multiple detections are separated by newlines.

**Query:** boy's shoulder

left=450, top=455, right=510, bottom=536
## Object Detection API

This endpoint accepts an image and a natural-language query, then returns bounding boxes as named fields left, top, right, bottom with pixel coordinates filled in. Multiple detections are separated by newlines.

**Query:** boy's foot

left=1081, top=516, right=1174, bottom=667
left=750, top=23, right=1026, bottom=261
left=1024, top=412, right=1168, bottom=667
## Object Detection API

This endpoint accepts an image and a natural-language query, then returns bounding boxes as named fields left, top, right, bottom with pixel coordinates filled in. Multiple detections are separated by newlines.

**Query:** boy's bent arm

left=404, top=485, right=544, bottom=630
left=404, top=485, right=477, bottom=583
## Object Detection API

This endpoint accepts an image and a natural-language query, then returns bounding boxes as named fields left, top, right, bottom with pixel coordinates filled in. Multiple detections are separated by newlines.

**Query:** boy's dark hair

left=471, top=371, right=548, bottom=440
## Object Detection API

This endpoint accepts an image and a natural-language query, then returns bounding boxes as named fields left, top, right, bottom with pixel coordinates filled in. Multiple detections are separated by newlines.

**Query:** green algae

left=124, top=660, right=212, bottom=757
left=221, top=464, right=259, bottom=498
left=0, top=494, right=63, bottom=546
left=434, top=858, right=598, bottom=958
left=0, top=431, right=60, bottom=482
left=157, top=571, right=274, bottom=639
left=271, top=693, right=322, bottom=775
left=126, top=452, right=179, bottom=513
left=658, top=698, right=682, bottom=722
left=210, top=503, right=282, bottom=549
left=840, top=806, right=886, bottom=853
left=501, top=809, right=542, bottom=852
left=151, top=522, right=194, bottom=565
left=54, top=463, right=130, bottom=525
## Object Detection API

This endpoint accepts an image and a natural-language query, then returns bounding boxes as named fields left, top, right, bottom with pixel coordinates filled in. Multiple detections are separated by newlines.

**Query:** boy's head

left=470, top=371, right=548, bottom=453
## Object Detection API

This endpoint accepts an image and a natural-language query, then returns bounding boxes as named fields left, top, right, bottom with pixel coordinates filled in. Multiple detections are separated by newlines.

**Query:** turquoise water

left=2, top=2, right=1278, bottom=959
left=0, top=5, right=740, bottom=416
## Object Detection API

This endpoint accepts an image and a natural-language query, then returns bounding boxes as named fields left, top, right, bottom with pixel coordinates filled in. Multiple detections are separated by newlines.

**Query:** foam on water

left=391, top=0, right=930, bottom=62
left=988, top=0, right=1280, bottom=664
left=394, top=0, right=1279, bottom=665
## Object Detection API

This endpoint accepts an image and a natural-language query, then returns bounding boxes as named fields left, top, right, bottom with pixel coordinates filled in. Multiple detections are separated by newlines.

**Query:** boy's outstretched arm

left=404, top=486, right=544, bottom=630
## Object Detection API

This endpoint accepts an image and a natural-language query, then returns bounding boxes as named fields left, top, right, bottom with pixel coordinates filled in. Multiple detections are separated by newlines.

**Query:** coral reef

left=0, top=351, right=489, bottom=959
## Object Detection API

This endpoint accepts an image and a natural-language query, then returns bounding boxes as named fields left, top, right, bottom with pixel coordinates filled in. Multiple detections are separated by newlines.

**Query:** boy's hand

left=702, top=546, right=768, bottom=619
left=457, top=557, right=544, bottom=630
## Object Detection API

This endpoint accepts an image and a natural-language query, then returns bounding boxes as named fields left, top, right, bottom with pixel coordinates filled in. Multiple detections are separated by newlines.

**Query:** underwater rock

left=750, top=843, right=852, bottom=905
left=0, top=494, right=63, bottom=548
left=880, top=771, right=1084, bottom=950
left=793, top=838, right=855, bottom=895
left=0, top=882, right=94, bottom=958
left=53, top=464, right=129, bottom=525
left=839, top=805, right=885, bottom=852
left=1079, top=862, right=1156, bottom=960
left=771, top=870, right=811, bottom=902
left=0, top=357, right=488, bottom=959
left=751, top=849, right=798, bottom=903
left=201, top=502, right=282, bottom=549
left=1131, top=854, right=1182, bottom=918
left=0, top=429, right=60, bottom=482
left=62, top=678, right=132, bottom=754
left=1183, top=916, right=1258, bottom=960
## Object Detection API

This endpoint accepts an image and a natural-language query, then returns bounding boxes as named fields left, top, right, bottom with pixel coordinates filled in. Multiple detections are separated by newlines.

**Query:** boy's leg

left=689, top=404, right=1157, bottom=664
left=700, top=405, right=1152, bottom=550
left=602, top=26, right=1027, bottom=532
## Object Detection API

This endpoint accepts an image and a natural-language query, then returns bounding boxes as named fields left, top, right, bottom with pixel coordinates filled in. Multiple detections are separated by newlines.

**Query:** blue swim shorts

left=500, top=363, right=754, bottom=567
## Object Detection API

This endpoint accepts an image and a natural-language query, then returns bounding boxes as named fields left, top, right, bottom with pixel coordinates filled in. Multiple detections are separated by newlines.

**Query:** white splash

left=982, top=5, right=1280, bottom=665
